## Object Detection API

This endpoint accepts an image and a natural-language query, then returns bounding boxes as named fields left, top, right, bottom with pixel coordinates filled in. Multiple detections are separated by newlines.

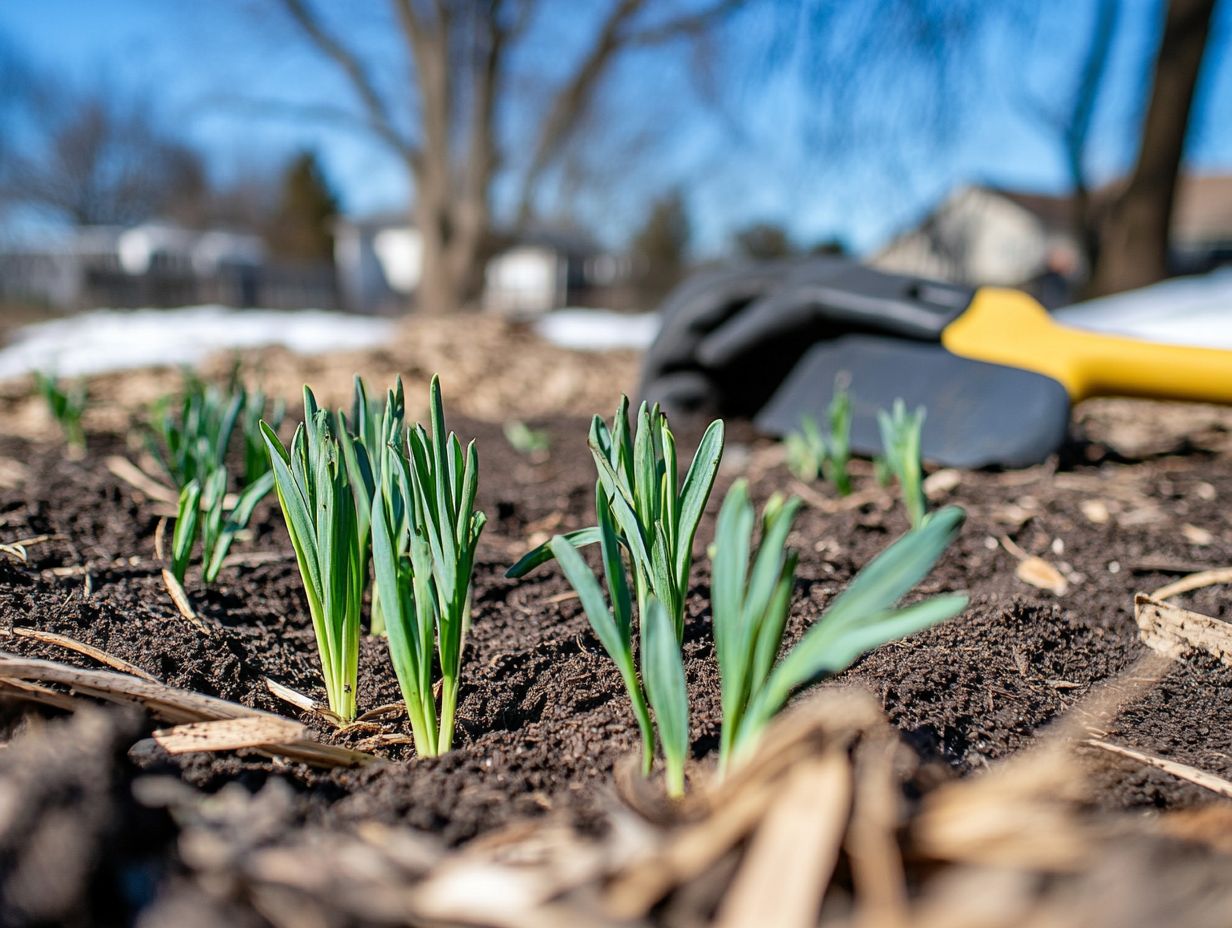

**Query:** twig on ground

left=3, top=626, right=159, bottom=682
left=0, top=650, right=374, bottom=768
left=1085, top=739, right=1232, bottom=800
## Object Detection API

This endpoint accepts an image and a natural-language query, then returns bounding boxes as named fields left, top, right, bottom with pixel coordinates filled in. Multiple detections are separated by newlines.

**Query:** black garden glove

left=638, top=256, right=974, bottom=421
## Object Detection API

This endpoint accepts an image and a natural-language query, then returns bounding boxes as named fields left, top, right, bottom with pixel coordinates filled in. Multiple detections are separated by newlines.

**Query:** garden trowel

left=639, top=260, right=1232, bottom=468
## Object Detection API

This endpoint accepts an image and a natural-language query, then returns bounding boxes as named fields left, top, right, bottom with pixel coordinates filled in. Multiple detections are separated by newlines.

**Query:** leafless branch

left=277, top=0, right=416, bottom=158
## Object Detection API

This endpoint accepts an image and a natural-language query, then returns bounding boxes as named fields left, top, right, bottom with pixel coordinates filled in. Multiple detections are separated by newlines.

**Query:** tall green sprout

left=712, top=480, right=967, bottom=768
left=877, top=399, right=926, bottom=528
left=34, top=371, right=87, bottom=451
left=261, top=388, right=364, bottom=721
left=783, top=379, right=852, bottom=495
left=338, top=376, right=405, bottom=635
left=510, top=399, right=724, bottom=795
left=370, top=376, right=484, bottom=756
left=151, top=370, right=279, bottom=587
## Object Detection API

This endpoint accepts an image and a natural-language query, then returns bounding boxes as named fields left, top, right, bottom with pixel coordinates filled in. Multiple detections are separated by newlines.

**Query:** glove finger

left=695, top=285, right=822, bottom=368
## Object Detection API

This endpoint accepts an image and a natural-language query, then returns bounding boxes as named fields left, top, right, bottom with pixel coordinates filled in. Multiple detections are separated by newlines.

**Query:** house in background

left=332, top=213, right=421, bottom=315
left=332, top=216, right=636, bottom=315
left=871, top=174, right=1232, bottom=306
left=0, top=223, right=294, bottom=310
left=483, top=228, right=636, bottom=315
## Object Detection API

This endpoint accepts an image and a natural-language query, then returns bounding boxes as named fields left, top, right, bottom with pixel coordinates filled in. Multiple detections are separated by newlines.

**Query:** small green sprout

left=511, top=399, right=724, bottom=795
left=149, top=370, right=278, bottom=586
left=877, top=399, right=926, bottom=528
left=712, top=480, right=967, bottom=767
left=168, top=466, right=274, bottom=585
left=503, top=420, right=551, bottom=457
left=261, top=387, right=364, bottom=722
left=784, top=415, right=825, bottom=482
left=371, top=376, right=485, bottom=756
left=783, top=379, right=852, bottom=495
left=34, top=371, right=87, bottom=451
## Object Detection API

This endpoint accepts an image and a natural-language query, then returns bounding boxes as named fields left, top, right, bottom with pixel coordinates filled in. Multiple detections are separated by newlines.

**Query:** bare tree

left=270, top=0, right=743, bottom=314
left=1088, top=0, right=1219, bottom=296
left=1020, top=0, right=1119, bottom=278
left=3, top=76, right=206, bottom=227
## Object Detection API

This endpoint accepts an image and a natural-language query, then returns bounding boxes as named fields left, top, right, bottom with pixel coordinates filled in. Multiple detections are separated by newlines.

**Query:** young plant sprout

left=712, top=480, right=967, bottom=767
left=34, top=371, right=87, bottom=451
left=262, top=387, right=364, bottom=722
left=878, top=399, right=927, bottom=528
left=783, top=379, right=852, bottom=495
left=784, top=415, right=825, bottom=482
left=241, top=387, right=285, bottom=486
left=370, top=376, right=485, bottom=756
left=503, top=420, right=551, bottom=457
left=822, top=380, right=853, bottom=495
left=337, top=375, right=406, bottom=635
left=168, top=465, right=274, bottom=585
left=147, top=371, right=243, bottom=490
left=150, top=370, right=278, bottom=586
left=510, top=398, right=724, bottom=795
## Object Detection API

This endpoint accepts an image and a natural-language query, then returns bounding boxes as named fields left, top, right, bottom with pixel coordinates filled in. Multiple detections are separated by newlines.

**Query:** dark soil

left=2, top=407, right=1232, bottom=918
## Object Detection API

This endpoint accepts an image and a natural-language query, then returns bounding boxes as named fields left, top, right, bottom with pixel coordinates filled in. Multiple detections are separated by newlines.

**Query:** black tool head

left=754, top=334, right=1071, bottom=468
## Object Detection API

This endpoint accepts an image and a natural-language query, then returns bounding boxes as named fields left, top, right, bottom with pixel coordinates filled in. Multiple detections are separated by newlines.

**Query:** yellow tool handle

left=941, top=288, right=1232, bottom=405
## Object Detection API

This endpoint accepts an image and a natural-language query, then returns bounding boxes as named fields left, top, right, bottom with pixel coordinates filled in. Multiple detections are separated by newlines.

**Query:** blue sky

left=2, top=0, right=1231, bottom=255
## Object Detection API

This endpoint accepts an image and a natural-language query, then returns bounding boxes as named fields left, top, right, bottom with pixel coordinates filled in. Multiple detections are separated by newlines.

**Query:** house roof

left=987, top=174, right=1232, bottom=244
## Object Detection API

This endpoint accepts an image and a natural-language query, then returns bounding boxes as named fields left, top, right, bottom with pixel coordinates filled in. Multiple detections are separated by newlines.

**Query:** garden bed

left=2, top=353, right=1232, bottom=923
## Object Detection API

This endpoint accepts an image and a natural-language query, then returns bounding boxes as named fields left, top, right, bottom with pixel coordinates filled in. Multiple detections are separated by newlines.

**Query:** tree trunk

left=1088, top=0, right=1217, bottom=297
left=414, top=195, right=461, bottom=315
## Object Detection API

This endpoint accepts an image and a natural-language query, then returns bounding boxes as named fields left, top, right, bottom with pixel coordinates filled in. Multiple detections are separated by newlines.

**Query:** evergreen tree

left=631, top=190, right=690, bottom=305
left=267, top=151, right=339, bottom=263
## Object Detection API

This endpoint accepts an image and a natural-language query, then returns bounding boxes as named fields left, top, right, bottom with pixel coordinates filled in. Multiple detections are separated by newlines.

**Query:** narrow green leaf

left=506, top=526, right=602, bottom=578
left=642, top=597, right=689, bottom=798
left=549, top=535, right=628, bottom=665
left=674, top=418, right=724, bottom=589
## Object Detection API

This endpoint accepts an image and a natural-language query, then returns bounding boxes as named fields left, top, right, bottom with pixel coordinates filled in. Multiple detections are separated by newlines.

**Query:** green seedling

left=783, top=380, right=852, bottom=495
left=150, top=370, right=279, bottom=586
left=147, top=371, right=242, bottom=490
left=784, top=415, right=825, bottom=482
left=878, top=399, right=927, bottom=528
left=712, top=480, right=967, bottom=767
left=261, top=387, right=364, bottom=722
left=503, top=420, right=551, bottom=457
left=511, top=399, right=724, bottom=795
left=169, top=465, right=274, bottom=585
left=371, top=376, right=485, bottom=756
left=823, top=382, right=853, bottom=495
left=337, top=375, right=406, bottom=636
left=34, top=371, right=87, bottom=451
left=241, top=388, right=285, bottom=486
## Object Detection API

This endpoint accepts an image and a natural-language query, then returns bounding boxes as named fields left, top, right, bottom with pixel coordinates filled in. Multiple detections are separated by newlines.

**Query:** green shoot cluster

left=511, top=403, right=965, bottom=796
left=34, top=372, right=87, bottom=451
left=877, top=399, right=926, bottom=528
left=503, top=420, right=551, bottom=457
left=262, top=387, right=365, bottom=721
left=509, top=399, right=724, bottom=796
left=713, top=480, right=966, bottom=766
left=152, top=371, right=283, bottom=586
left=371, top=376, right=485, bottom=756
left=262, top=376, right=484, bottom=735
left=784, top=380, right=852, bottom=495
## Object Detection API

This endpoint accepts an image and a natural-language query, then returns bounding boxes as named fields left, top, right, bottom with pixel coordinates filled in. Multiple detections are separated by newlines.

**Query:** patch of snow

left=1056, top=268, right=1232, bottom=348
left=0, top=305, right=396, bottom=380
left=535, top=308, right=659, bottom=351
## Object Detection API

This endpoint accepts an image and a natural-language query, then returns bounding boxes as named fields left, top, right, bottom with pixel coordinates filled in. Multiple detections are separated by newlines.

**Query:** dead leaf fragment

left=1080, top=500, right=1110, bottom=525
left=1016, top=557, right=1068, bottom=596
left=1182, top=523, right=1213, bottom=546
left=923, top=469, right=960, bottom=500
